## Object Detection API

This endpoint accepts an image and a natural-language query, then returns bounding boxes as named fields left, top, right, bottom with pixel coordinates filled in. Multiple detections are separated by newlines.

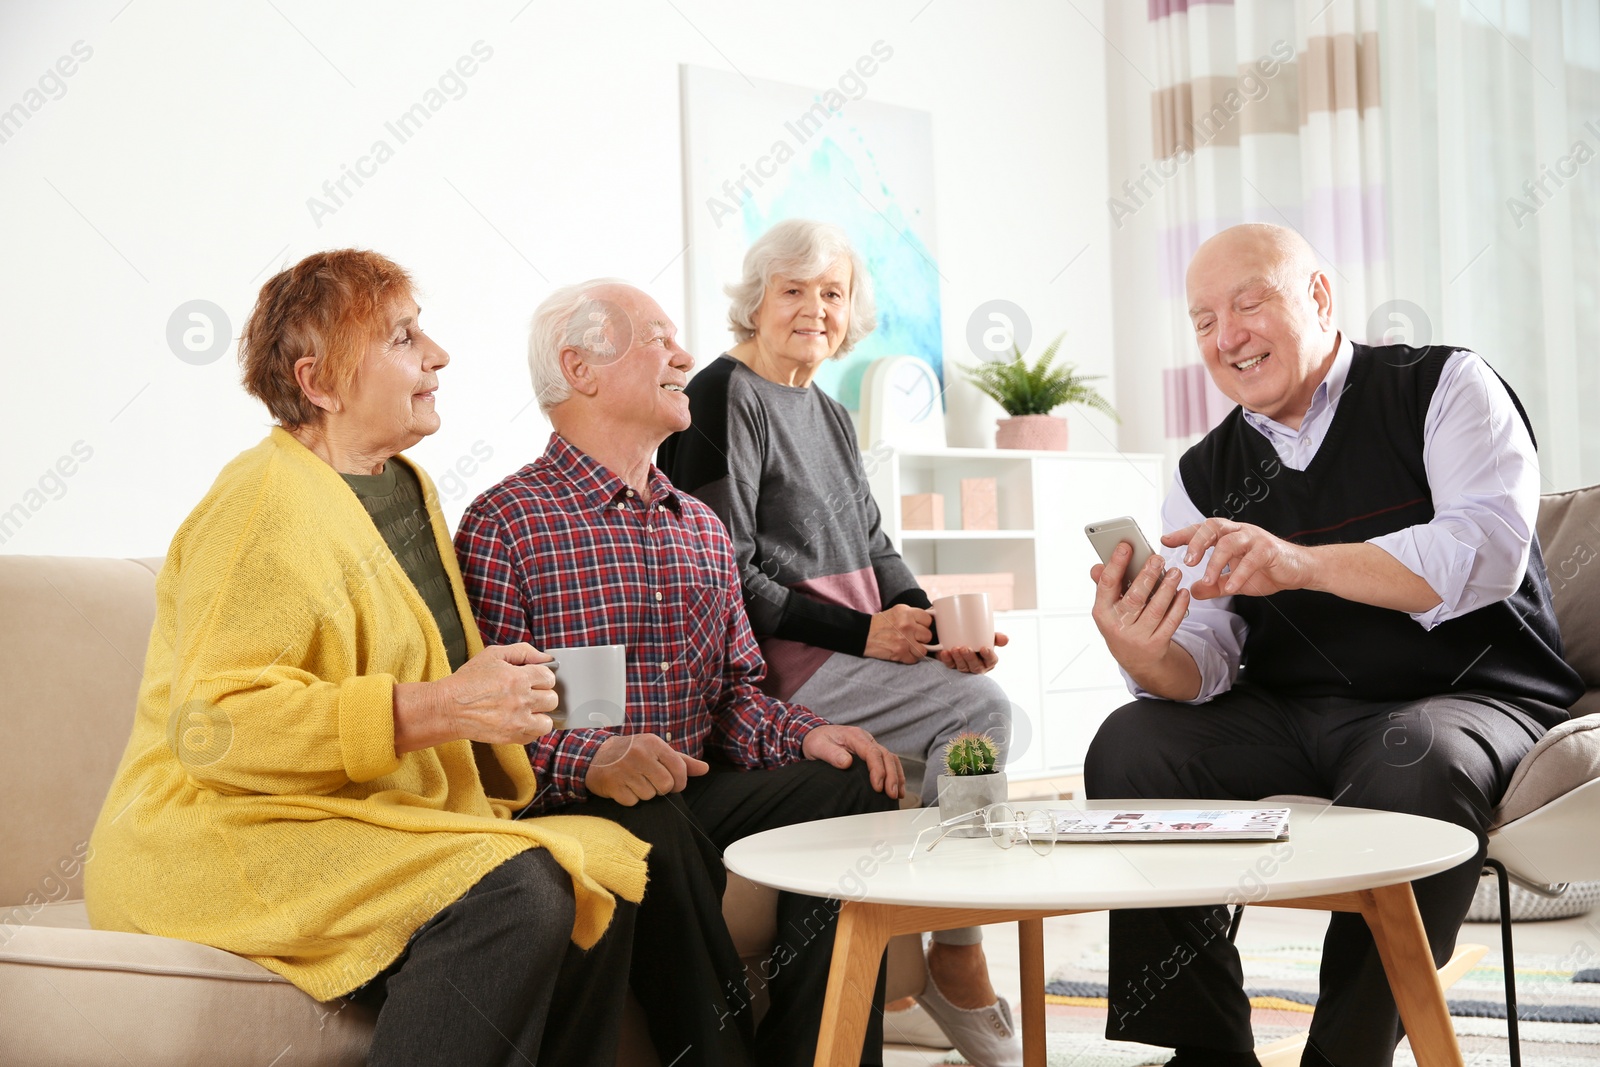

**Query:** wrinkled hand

left=934, top=632, right=1010, bottom=674
left=1090, top=544, right=1188, bottom=677
left=435, top=643, right=558, bottom=745
left=585, top=733, right=710, bottom=806
left=865, top=604, right=932, bottom=664
left=1166, top=519, right=1312, bottom=599
left=802, top=725, right=905, bottom=799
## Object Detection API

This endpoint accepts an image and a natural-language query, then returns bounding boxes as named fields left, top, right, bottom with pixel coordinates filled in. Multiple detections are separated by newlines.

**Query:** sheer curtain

left=1135, top=0, right=1391, bottom=469
left=1381, top=0, right=1600, bottom=491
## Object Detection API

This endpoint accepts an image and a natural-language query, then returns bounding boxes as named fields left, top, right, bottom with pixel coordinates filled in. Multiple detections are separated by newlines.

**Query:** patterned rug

left=936, top=944, right=1600, bottom=1066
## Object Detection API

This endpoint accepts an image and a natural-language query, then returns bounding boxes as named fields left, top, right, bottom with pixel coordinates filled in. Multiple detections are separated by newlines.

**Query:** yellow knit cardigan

left=86, top=428, right=649, bottom=1001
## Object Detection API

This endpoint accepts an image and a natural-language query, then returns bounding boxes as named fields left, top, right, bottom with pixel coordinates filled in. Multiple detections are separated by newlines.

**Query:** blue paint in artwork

left=738, top=135, right=942, bottom=409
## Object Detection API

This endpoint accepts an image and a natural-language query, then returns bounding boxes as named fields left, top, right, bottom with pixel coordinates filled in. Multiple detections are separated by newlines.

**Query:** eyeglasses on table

left=911, top=803, right=1057, bottom=859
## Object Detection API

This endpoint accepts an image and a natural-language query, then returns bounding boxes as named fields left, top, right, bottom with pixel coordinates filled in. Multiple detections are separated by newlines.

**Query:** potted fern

left=936, top=732, right=1006, bottom=836
left=963, top=331, right=1117, bottom=450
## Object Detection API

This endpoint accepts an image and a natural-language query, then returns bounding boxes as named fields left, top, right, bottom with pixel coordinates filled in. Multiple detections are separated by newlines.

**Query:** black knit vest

left=1177, top=343, right=1580, bottom=709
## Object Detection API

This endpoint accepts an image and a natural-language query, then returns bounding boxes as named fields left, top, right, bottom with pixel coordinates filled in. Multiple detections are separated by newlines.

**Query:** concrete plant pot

left=995, top=414, right=1067, bottom=450
left=936, top=772, right=1009, bottom=837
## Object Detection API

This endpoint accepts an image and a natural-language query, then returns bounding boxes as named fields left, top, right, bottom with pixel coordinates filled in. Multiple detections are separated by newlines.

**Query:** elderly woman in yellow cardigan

left=87, top=250, right=649, bottom=1067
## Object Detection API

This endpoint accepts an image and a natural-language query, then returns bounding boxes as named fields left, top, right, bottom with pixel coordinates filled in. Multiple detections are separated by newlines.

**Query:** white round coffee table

left=724, top=800, right=1478, bottom=1067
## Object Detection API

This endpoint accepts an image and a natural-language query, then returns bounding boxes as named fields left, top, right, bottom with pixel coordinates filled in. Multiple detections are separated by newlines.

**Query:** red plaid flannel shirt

left=454, top=433, right=827, bottom=810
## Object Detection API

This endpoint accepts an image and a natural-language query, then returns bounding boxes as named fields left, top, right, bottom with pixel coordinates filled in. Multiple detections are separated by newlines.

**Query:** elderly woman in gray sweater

left=659, top=219, right=1020, bottom=1067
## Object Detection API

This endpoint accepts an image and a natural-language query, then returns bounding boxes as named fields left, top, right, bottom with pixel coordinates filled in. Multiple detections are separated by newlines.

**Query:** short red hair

left=239, top=249, right=414, bottom=429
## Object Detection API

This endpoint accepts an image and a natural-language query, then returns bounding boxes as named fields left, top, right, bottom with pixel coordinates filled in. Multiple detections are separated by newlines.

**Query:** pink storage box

left=901, top=493, right=945, bottom=530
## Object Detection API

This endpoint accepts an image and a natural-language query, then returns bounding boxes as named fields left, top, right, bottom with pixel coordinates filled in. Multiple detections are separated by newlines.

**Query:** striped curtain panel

left=1134, top=0, right=1388, bottom=460
left=1379, top=0, right=1600, bottom=491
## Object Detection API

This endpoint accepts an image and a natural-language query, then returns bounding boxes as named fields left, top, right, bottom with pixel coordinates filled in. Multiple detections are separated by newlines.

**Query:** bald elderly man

left=455, top=280, right=901, bottom=1067
left=1085, top=224, right=1581, bottom=1067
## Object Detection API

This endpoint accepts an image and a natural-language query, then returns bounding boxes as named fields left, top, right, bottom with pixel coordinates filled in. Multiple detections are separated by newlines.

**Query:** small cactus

left=942, top=732, right=999, bottom=776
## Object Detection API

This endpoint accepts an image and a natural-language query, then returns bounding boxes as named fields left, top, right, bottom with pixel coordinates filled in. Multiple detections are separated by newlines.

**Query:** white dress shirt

left=1128, top=335, right=1543, bottom=704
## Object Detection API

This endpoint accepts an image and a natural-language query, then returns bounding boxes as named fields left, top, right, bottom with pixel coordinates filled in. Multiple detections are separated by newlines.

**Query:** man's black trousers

left=1084, top=684, right=1558, bottom=1067
left=550, top=757, right=896, bottom=1067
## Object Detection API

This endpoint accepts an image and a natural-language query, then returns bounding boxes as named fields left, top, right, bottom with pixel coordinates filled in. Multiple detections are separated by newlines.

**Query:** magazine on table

left=1040, top=808, right=1291, bottom=842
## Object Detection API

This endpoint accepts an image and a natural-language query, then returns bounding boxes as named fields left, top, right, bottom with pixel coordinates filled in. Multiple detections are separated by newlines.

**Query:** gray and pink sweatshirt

left=659, top=354, right=932, bottom=700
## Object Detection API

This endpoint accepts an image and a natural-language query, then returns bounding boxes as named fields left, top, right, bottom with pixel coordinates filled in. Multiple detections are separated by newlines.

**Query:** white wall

left=0, top=0, right=1110, bottom=558
left=1098, top=0, right=1168, bottom=465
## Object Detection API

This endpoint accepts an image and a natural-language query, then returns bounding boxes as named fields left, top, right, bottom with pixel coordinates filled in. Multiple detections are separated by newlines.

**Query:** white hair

left=527, top=277, right=630, bottom=413
left=725, top=219, right=877, bottom=357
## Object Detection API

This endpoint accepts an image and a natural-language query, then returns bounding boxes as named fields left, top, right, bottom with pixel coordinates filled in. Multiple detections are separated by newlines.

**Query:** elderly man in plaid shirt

left=455, top=279, right=904, bottom=1067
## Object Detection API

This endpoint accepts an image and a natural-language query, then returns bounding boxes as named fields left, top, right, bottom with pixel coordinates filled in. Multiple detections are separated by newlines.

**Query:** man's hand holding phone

left=1085, top=517, right=1201, bottom=702
left=1090, top=540, right=1188, bottom=668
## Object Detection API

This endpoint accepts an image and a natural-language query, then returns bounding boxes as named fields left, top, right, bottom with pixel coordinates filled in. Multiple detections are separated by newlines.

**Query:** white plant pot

left=936, top=772, right=1009, bottom=838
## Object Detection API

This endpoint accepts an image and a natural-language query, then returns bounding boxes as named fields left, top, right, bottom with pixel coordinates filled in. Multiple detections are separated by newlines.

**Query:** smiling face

left=335, top=298, right=450, bottom=457
left=1186, top=225, right=1337, bottom=428
left=751, top=258, right=853, bottom=383
left=576, top=284, right=695, bottom=439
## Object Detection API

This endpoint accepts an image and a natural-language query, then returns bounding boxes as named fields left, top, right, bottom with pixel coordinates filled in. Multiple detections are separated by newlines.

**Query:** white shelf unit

left=866, top=445, right=1164, bottom=779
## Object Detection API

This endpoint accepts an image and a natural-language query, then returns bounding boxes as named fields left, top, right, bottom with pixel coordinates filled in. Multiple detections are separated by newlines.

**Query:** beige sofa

left=0, top=555, right=921, bottom=1066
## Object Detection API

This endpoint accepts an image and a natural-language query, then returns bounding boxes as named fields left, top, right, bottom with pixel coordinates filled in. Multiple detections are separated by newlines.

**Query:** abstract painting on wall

left=680, top=63, right=941, bottom=409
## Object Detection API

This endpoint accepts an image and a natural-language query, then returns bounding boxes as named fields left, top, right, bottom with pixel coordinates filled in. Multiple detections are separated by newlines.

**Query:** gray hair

left=527, top=277, right=630, bottom=413
left=725, top=219, right=876, bottom=357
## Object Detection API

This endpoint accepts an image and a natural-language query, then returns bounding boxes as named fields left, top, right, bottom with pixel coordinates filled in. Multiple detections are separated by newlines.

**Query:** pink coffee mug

left=929, top=592, right=994, bottom=652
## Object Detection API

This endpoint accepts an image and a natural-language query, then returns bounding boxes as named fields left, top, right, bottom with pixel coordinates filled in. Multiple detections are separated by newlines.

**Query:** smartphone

left=1085, top=516, right=1159, bottom=591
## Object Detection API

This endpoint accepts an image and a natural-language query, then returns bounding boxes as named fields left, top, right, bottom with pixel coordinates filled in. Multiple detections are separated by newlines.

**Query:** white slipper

left=913, top=957, right=1023, bottom=1067
left=883, top=1000, right=956, bottom=1049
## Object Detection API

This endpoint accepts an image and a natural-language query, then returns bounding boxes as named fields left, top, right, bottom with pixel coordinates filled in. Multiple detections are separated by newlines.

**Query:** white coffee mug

left=929, top=593, right=995, bottom=652
left=544, top=644, right=627, bottom=729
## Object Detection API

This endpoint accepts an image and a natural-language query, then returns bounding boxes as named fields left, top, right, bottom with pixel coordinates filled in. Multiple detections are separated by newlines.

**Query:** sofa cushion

left=4, top=902, right=294, bottom=981
left=1537, top=484, right=1600, bottom=689
left=0, top=904, right=373, bottom=1066
left=1495, top=716, right=1600, bottom=827
left=0, top=556, right=159, bottom=906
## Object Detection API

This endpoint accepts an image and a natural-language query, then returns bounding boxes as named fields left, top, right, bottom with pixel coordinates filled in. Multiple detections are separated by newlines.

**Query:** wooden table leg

left=814, top=900, right=894, bottom=1067
left=1358, top=884, right=1463, bottom=1067
left=1017, top=917, right=1047, bottom=1067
